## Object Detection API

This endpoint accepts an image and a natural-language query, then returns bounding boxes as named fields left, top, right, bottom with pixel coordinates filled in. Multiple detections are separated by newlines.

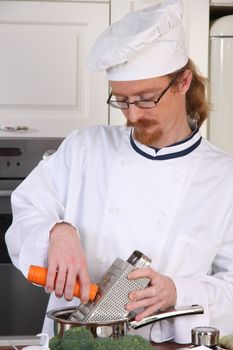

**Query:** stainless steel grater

left=69, top=250, right=151, bottom=322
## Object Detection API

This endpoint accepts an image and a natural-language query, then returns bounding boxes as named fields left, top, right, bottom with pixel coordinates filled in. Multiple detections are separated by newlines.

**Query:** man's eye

left=114, top=97, right=126, bottom=102
left=141, top=95, right=156, bottom=101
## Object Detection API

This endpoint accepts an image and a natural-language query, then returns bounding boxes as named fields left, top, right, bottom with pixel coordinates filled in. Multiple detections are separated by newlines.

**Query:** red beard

left=127, top=119, right=163, bottom=147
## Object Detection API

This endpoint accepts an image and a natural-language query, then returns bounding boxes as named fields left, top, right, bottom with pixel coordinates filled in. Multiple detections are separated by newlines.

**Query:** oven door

left=0, top=189, right=13, bottom=264
left=0, top=186, right=50, bottom=336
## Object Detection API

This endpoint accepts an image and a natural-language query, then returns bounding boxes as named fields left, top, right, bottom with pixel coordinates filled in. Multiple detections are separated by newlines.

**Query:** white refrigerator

left=209, top=15, right=233, bottom=155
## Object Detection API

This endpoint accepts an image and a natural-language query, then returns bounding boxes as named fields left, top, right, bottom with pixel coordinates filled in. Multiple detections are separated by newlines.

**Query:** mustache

left=127, top=119, right=158, bottom=128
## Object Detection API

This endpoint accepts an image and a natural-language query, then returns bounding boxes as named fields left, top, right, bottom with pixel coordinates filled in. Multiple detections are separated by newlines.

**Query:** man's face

left=109, top=75, right=187, bottom=147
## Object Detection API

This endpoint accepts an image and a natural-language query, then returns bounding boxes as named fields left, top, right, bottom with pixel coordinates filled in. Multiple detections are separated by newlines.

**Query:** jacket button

left=172, top=172, right=180, bottom=181
left=108, top=206, right=119, bottom=215
left=98, top=255, right=108, bottom=264
left=155, top=212, right=167, bottom=228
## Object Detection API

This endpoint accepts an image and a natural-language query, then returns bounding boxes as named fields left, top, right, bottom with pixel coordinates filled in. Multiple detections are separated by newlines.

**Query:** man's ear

left=179, top=69, right=192, bottom=94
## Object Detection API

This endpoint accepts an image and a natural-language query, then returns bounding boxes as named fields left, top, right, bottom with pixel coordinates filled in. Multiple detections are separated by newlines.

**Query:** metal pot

left=47, top=304, right=204, bottom=339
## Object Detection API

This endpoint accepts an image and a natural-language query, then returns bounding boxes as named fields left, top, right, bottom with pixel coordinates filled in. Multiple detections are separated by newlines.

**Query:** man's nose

left=126, top=104, right=144, bottom=123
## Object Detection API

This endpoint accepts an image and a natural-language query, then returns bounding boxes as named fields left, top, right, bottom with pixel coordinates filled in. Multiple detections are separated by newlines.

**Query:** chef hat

left=86, top=0, right=188, bottom=81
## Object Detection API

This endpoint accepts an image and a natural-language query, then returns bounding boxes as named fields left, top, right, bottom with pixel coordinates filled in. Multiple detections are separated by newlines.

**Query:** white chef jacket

left=5, top=125, right=233, bottom=342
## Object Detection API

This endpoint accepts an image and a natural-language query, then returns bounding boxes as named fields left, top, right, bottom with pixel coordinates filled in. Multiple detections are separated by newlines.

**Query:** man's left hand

left=125, top=268, right=177, bottom=321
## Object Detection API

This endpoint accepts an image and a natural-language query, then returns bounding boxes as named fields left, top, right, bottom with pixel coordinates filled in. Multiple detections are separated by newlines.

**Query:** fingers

left=125, top=268, right=177, bottom=321
left=46, top=263, right=76, bottom=299
left=135, top=301, right=165, bottom=321
left=126, top=285, right=163, bottom=313
left=127, top=295, right=161, bottom=312
left=54, top=265, right=67, bottom=298
left=78, top=266, right=91, bottom=304
left=46, top=263, right=90, bottom=302
left=63, top=263, right=90, bottom=303
left=63, top=266, right=77, bottom=301
left=46, top=222, right=90, bottom=302
left=128, top=284, right=160, bottom=302
left=46, top=260, right=58, bottom=293
left=128, top=267, right=156, bottom=281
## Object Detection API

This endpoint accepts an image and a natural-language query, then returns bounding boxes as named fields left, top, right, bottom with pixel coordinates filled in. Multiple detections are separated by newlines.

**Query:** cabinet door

left=110, top=0, right=209, bottom=136
left=0, top=1, right=109, bottom=137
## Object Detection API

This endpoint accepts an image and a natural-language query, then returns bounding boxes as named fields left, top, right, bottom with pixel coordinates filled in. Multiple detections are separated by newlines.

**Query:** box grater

left=69, top=250, right=151, bottom=322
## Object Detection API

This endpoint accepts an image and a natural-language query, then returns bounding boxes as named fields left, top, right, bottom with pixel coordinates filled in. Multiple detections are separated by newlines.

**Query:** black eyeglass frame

left=107, top=73, right=181, bottom=110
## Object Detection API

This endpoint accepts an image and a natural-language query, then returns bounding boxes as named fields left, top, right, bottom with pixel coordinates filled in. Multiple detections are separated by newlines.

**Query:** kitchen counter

left=0, top=336, right=190, bottom=350
left=0, top=336, right=41, bottom=350
left=155, top=343, right=189, bottom=350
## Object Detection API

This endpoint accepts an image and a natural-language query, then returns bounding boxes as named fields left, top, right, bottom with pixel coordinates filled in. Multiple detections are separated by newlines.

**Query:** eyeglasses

left=107, top=74, right=180, bottom=110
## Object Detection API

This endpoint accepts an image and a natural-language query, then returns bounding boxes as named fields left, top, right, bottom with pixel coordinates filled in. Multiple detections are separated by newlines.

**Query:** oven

left=0, top=137, right=63, bottom=336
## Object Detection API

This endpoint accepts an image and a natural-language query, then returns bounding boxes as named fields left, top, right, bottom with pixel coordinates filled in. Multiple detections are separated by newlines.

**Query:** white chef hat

left=86, top=0, right=188, bottom=81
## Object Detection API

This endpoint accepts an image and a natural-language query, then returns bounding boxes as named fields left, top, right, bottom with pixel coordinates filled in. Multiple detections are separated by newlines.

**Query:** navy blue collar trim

left=148, top=127, right=200, bottom=152
left=130, top=129, right=202, bottom=160
left=166, top=127, right=199, bottom=147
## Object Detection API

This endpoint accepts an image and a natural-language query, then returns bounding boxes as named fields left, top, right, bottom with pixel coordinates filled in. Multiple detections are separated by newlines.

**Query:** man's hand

left=46, top=223, right=90, bottom=304
left=125, top=268, right=177, bottom=321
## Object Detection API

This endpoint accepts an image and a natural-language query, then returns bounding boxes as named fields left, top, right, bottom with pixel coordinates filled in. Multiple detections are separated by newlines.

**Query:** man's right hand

left=46, top=222, right=90, bottom=304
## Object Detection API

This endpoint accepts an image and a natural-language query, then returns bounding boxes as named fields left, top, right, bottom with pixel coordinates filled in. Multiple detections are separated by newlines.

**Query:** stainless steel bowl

left=47, top=307, right=127, bottom=338
left=47, top=304, right=204, bottom=339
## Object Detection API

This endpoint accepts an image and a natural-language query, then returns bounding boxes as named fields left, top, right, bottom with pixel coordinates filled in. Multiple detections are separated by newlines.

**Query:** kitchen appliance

left=209, top=15, right=233, bottom=155
left=47, top=305, right=204, bottom=339
left=69, top=251, right=151, bottom=322
left=0, top=136, right=63, bottom=336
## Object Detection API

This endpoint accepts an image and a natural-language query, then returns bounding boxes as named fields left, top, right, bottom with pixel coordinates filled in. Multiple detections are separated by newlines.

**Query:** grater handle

left=127, top=250, right=151, bottom=268
left=129, top=304, right=204, bottom=329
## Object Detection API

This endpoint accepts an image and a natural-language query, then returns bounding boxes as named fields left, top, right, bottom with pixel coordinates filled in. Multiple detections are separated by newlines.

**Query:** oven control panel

left=0, top=137, right=63, bottom=179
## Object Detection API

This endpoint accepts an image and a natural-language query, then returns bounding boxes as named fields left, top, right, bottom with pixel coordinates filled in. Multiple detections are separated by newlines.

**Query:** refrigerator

left=209, top=14, right=233, bottom=155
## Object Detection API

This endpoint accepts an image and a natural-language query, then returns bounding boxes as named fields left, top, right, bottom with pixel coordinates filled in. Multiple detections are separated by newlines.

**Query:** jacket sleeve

left=5, top=131, right=79, bottom=277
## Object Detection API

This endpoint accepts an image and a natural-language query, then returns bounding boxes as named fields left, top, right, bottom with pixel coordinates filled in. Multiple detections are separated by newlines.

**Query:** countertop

left=0, top=336, right=190, bottom=350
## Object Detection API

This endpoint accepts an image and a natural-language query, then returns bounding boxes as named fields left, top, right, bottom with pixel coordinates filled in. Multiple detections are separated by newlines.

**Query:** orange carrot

left=27, top=265, right=98, bottom=301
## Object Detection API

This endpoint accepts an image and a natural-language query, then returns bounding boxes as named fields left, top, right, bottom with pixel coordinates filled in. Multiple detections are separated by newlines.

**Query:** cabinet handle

left=0, top=190, right=13, bottom=197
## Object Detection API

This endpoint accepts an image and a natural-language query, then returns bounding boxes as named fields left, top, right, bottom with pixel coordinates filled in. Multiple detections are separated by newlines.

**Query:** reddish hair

left=168, top=58, right=210, bottom=128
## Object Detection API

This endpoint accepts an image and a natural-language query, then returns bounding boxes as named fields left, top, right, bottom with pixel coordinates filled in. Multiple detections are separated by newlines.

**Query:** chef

left=5, top=0, right=233, bottom=343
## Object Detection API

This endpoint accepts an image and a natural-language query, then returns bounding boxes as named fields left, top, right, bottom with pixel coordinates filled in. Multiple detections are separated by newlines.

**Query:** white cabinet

left=0, top=1, right=109, bottom=137
left=0, top=0, right=209, bottom=137
left=110, top=0, right=209, bottom=136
